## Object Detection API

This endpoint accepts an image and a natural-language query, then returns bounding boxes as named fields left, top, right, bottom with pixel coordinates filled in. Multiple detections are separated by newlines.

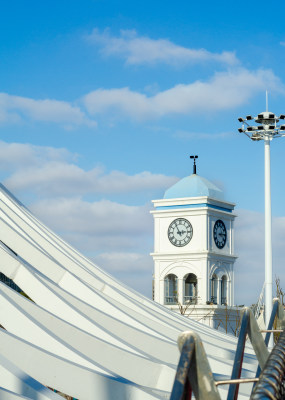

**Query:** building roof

left=163, top=174, right=224, bottom=200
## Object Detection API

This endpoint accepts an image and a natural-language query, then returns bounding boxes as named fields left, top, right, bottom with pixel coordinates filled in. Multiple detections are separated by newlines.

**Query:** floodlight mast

left=238, top=108, right=285, bottom=340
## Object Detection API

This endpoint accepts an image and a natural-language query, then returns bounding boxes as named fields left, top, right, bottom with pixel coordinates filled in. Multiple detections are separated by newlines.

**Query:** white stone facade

left=151, top=194, right=238, bottom=322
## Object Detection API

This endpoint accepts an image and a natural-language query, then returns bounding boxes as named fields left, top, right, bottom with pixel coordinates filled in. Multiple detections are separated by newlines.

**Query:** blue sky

left=1, top=0, right=285, bottom=306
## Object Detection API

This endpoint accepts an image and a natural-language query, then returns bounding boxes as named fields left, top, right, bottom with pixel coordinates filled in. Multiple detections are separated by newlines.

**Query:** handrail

left=170, top=331, right=221, bottom=400
left=227, top=308, right=269, bottom=400
left=254, top=283, right=265, bottom=319
left=251, top=329, right=285, bottom=399
left=170, top=298, right=285, bottom=400
left=183, top=296, right=198, bottom=305
left=253, top=299, right=280, bottom=386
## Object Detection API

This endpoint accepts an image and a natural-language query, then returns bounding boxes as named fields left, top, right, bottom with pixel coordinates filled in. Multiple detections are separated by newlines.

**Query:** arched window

left=221, top=275, right=227, bottom=305
left=211, top=274, right=218, bottom=304
left=164, top=274, right=177, bottom=305
left=184, top=273, right=197, bottom=305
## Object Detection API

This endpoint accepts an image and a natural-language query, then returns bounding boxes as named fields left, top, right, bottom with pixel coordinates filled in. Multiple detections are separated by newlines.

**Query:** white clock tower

left=151, top=159, right=238, bottom=329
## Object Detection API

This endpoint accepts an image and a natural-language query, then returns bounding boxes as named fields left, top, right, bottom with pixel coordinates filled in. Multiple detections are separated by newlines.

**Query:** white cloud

left=5, top=163, right=177, bottom=197
left=93, top=252, right=154, bottom=297
left=0, top=141, right=177, bottom=197
left=94, top=252, right=152, bottom=272
left=83, top=68, right=283, bottom=120
left=0, top=93, right=97, bottom=128
left=31, top=197, right=152, bottom=235
left=29, top=196, right=154, bottom=295
left=235, top=209, right=285, bottom=306
left=1, top=67, right=282, bottom=126
left=87, top=28, right=239, bottom=66
left=0, top=141, right=74, bottom=170
left=30, top=197, right=153, bottom=253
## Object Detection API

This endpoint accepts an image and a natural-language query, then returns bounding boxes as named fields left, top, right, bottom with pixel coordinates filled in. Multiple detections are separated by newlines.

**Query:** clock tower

left=150, top=160, right=238, bottom=329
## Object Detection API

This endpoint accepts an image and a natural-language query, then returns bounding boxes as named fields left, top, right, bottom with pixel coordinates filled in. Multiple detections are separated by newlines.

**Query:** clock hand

left=176, top=228, right=186, bottom=237
left=175, top=223, right=182, bottom=236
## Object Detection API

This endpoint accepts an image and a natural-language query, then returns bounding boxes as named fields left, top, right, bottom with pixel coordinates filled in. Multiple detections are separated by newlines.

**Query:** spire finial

left=190, top=155, right=198, bottom=174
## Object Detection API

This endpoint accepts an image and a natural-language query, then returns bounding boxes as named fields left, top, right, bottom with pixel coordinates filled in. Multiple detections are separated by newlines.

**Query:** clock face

left=213, top=219, right=227, bottom=249
left=168, top=218, right=193, bottom=247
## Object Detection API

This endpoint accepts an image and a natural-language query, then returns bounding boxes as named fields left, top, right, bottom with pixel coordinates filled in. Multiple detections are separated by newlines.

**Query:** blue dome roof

left=164, top=174, right=224, bottom=200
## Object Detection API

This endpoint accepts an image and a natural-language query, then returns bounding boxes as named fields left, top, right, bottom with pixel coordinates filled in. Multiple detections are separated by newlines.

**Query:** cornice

left=152, top=195, right=235, bottom=209
left=151, top=251, right=238, bottom=261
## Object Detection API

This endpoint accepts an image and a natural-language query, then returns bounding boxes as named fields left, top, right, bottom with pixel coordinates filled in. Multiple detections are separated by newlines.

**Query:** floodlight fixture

left=238, top=112, right=285, bottom=140
left=246, top=115, right=253, bottom=120
left=279, top=114, right=285, bottom=120
left=251, top=133, right=262, bottom=141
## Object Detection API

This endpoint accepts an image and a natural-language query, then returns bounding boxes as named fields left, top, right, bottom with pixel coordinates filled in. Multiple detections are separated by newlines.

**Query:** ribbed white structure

left=0, top=184, right=256, bottom=399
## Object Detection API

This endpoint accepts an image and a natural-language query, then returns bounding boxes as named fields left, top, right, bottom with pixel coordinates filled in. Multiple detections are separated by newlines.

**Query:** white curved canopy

left=0, top=184, right=255, bottom=399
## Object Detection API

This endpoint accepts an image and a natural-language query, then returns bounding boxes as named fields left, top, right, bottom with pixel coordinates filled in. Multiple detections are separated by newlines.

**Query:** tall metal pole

left=264, top=136, right=273, bottom=332
left=238, top=108, right=285, bottom=346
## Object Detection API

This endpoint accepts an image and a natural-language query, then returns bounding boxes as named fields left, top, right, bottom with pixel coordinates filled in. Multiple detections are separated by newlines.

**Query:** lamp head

left=251, top=133, right=262, bottom=141
left=256, top=111, right=278, bottom=125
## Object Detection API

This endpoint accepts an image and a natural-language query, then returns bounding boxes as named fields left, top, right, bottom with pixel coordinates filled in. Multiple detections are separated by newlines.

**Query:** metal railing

left=184, top=296, right=197, bottom=305
left=165, top=296, right=177, bottom=305
left=170, top=298, right=285, bottom=400
left=251, top=329, right=285, bottom=399
left=254, top=283, right=265, bottom=319
left=165, top=296, right=199, bottom=305
left=170, top=330, right=221, bottom=400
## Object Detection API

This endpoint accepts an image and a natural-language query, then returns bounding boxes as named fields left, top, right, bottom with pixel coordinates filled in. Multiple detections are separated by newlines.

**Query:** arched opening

left=221, top=275, right=227, bottom=305
left=184, top=273, right=197, bottom=305
left=164, top=274, right=177, bottom=305
left=211, top=274, right=218, bottom=304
